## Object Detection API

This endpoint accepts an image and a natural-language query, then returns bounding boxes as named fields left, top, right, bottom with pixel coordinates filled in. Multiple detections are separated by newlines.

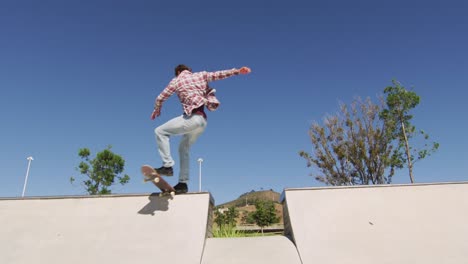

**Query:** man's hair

left=175, top=64, right=192, bottom=76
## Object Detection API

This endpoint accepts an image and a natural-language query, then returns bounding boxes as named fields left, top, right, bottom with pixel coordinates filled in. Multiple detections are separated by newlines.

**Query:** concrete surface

left=201, top=236, right=302, bottom=264
left=0, top=193, right=213, bottom=264
left=3, top=182, right=468, bottom=264
left=282, top=182, right=468, bottom=264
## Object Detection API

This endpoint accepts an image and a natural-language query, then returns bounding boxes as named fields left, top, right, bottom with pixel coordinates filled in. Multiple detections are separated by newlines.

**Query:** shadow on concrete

left=137, top=193, right=173, bottom=215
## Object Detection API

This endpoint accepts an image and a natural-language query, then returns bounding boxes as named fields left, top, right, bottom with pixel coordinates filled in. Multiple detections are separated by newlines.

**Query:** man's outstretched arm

left=206, top=66, right=251, bottom=82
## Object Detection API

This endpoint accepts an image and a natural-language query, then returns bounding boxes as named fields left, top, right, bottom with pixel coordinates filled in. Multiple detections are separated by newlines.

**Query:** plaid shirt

left=155, top=68, right=240, bottom=115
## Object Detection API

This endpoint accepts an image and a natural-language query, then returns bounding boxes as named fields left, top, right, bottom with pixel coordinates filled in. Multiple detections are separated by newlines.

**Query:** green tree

left=380, top=80, right=439, bottom=183
left=248, top=200, right=279, bottom=234
left=300, top=97, right=398, bottom=185
left=214, top=210, right=226, bottom=227
left=70, top=146, right=130, bottom=195
left=214, top=206, right=239, bottom=228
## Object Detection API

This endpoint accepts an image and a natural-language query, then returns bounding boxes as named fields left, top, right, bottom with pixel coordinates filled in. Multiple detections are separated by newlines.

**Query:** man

left=151, top=64, right=251, bottom=194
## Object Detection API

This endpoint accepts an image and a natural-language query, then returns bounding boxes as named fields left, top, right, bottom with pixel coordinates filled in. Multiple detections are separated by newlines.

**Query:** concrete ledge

left=281, top=181, right=468, bottom=201
left=282, top=182, right=468, bottom=264
left=0, top=193, right=213, bottom=264
left=0, top=191, right=214, bottom=203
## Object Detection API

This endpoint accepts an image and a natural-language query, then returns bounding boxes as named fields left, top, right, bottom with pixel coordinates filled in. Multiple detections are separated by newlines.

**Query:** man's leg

left=154, top=115, right=187, bottom=169
left=178, top=115, right=207, bottom=184
left=154, top=114, right=206, bottom=177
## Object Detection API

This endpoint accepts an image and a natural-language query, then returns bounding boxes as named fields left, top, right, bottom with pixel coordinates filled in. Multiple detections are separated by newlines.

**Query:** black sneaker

left=154, top=166, right=173, bottom=176
left=173, top=182, right=188, bottom=194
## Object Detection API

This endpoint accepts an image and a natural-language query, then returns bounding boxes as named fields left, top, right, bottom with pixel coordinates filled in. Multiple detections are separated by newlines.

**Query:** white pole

left=197, top=158, right=203, bottom=192
left=22, top=156, right=34, bottom=197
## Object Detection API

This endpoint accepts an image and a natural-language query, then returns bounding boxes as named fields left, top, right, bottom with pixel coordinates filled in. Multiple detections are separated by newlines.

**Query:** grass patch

left=212, top=225, right=280, bottom=238
left=213, top=225, right=246, bottom=238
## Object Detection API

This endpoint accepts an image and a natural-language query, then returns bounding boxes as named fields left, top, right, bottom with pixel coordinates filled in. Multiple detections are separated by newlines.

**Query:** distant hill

left=215, top=190, right=284, bottom=227
left=217, top=190, right=281, bottom=208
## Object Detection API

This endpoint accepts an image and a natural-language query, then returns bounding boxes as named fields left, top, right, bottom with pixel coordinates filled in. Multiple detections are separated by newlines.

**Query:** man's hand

left=151, top=108, right=160, bottom=120
left=239, top=67, right=251, bottom=74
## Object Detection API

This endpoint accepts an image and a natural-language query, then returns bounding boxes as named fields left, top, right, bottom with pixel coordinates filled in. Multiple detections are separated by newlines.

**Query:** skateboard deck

left=141, top=165, right=175, bottom=197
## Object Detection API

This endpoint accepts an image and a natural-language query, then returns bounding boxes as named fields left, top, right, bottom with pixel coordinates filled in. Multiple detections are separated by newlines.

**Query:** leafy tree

left=214, top=210, right=226, bottom=227
left=300, top=97, right=398, bottom=185
left=224, top=206, right=239, bottom=226
left=248, top=200, right=279, bottom=234
left=214, top=206, right=239, bottom=228
left=380, top=80, right=439, bottom=183
left=70, top=146, right=130, bottom=195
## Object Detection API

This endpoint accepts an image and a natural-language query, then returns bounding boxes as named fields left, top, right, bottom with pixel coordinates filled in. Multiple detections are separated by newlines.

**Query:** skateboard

left=141, top=165, right=176, bottom=197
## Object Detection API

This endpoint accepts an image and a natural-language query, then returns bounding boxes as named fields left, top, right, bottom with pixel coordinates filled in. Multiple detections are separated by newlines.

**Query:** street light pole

left=22, top=156, right=34, bottom=197
left=197, top=158, right=203, bottom=192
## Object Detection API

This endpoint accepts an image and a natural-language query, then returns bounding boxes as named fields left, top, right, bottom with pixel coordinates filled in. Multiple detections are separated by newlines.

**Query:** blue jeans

left=154, top=114, right=207, bottom=183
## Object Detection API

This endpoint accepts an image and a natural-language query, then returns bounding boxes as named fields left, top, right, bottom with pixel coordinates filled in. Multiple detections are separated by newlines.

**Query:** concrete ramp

left=282, top=182, right=468, bottom=264
left=201, top=236, right=302, bottom=264
left=0, top=193, right=213, bottom=264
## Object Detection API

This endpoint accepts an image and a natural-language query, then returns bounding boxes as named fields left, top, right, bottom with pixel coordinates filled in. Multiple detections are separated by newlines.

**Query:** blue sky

left=1, top=0, right=467, bottom=205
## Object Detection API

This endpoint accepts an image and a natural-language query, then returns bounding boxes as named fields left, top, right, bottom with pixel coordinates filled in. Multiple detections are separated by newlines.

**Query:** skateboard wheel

left=154, top=177, right=160, bottom=183
left=170, top=191, right=175, bottom=196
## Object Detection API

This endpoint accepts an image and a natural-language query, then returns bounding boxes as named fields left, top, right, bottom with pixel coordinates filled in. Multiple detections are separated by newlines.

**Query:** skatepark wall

left=0, top=193, right=214, bottom=264
left=282, top=182, right=468, bottom=264
left=2, top=182, right=468, bottom=264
